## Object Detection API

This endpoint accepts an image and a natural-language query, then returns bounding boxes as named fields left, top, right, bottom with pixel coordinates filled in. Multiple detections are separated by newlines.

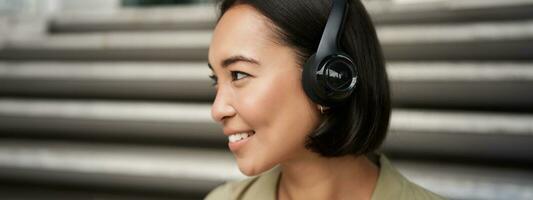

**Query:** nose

left=211, top=86, right=236, bottom=124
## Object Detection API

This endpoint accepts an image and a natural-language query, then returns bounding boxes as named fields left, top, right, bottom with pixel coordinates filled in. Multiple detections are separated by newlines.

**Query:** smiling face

left=208, top=4, right=323, bottom=176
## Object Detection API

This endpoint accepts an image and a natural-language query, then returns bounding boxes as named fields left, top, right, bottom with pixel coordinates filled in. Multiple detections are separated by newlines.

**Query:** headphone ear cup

left=302, top=53, right=358, bottom=107
left=322, top=53, right=358, bottom=97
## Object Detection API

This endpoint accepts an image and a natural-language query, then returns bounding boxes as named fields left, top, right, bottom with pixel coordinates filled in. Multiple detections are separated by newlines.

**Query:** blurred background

left=0, top=0, right=532, bottom=199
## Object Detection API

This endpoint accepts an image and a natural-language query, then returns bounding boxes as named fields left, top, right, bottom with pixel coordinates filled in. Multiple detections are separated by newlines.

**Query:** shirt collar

left=370, top=154, right=405, bottom=200
left=240, top=153, right=402, bottom=200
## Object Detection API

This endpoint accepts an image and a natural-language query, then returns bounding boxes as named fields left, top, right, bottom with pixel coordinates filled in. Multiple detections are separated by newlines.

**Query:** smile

left=228, top=131, right=255, bottom=143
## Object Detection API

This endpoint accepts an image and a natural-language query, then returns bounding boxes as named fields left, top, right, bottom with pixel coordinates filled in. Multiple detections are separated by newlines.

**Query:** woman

left=205, top=0, right=445, bottom=199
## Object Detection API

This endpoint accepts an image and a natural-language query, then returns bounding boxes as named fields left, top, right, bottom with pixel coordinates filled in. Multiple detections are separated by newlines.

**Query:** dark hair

left=215, top=0, right=391, bottom=157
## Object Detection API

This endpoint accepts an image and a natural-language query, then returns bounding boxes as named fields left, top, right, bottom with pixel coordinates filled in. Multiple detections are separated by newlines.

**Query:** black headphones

left=302, top=0, right=358, bottom=108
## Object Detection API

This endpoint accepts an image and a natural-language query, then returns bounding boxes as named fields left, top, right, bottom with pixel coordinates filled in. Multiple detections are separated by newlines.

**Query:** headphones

left=302, top=0, right=358, bottom=108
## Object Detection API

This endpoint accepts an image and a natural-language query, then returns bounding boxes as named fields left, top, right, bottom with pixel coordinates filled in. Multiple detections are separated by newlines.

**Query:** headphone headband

left=316, top=0, right=348, bottom=60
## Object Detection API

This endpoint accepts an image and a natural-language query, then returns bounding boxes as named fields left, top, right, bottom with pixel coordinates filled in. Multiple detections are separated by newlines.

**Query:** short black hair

left=215, top=0, right=391, bottom=157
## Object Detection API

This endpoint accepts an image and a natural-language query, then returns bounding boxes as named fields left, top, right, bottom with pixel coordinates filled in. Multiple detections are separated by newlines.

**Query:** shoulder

left=204, top=166, right=281, bottom=200
left=398, top=178, right=447, bottom=200
left=204, top=177, right=259, bottom=200
left=372, top=154, right=448, bottom=200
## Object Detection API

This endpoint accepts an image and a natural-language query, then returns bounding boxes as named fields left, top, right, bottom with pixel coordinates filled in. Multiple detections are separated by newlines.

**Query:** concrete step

left=0, top=98, right=532, bottom=163
left=391, top=157, right=533, bottom=200
left=384, top=109, right=533, bottom=163
left=1, top=61, right=532, bottom=109
left=3, top=20, right=533, bottom=60
left=0, top=185, right=195, bottom=200
left=0, top=139, right=531, bottom=200
left=0, top=31, right=210, bottom=61
left=387, top=62, right=533, bottom=109
left=366, top=0, right=533, bottom=25
left=50, top=5, right=216, bottom=33
left=380, top=20, right=533, bottom=60
left=0, top=98, right=223, bottom=144
left=0, top=62, right=214, bottom=101
left=48, top=0, right=533, bottom=33
left=0, top=139, right=239, bottom=196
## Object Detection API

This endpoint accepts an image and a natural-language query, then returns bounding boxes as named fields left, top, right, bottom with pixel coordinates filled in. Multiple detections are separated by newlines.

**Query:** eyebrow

left=208, top=55, right=260, bottom=71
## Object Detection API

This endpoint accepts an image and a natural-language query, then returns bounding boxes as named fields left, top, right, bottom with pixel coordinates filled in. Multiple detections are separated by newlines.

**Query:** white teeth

left=228, top=132, right=254, bottom=143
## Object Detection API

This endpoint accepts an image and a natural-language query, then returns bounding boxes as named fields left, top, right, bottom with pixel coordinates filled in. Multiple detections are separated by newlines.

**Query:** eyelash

left=208, top=75, right=217, bottom=86
left=232, top=71, right=251, bottom=81
left=209, top=71, right=250, bottom=86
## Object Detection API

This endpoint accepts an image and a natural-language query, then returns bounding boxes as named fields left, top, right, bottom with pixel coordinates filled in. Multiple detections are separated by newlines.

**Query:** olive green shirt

left=205, top=154, right=446, bottom=200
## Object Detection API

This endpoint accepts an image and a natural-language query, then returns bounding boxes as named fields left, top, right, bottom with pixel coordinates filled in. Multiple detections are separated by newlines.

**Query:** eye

left=208, top=74, right=218, bottom=86
left=231, top=71, right=250, bottom=81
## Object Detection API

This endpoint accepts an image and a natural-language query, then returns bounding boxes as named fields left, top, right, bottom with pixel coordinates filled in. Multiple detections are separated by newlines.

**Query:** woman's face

left=208, top=4, right=323, bottom=176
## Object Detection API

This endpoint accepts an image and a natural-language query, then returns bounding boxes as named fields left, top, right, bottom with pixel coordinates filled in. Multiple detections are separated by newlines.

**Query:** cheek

left=236, top=70, right=320, bottom=149
left=272, top=73, right=321, bottom=144
left=236, top=76, right=284, bottom=129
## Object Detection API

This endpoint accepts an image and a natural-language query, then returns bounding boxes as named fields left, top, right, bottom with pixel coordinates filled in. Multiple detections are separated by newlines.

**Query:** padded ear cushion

left=302, top=53, right=328, bottom=105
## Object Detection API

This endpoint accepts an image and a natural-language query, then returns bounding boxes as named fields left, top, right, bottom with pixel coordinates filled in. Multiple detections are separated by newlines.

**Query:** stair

left=1, top=61, right=532, bottom=108
left=4, top=20, right=533, bottom=61
left=1, top=0, right=533, bottom=199
left=0, top=139, right=532, bottom=200
left=0, top=99, right=532, bottom=163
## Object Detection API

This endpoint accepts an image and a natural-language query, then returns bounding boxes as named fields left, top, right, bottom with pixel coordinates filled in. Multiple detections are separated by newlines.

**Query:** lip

left=227, top=131, right=255, bottom=152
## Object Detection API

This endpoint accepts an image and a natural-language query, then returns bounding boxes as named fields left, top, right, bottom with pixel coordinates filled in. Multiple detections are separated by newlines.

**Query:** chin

left=236, top=158, right=275, bottom=176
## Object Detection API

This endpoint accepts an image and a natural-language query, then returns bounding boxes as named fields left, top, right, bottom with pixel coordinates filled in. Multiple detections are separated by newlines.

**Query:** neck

left=277, top=152, right=379, bottom=200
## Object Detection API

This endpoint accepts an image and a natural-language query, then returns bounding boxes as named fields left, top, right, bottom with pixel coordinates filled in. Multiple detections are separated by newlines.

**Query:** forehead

left=208, top=4, right=278, bottom=68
